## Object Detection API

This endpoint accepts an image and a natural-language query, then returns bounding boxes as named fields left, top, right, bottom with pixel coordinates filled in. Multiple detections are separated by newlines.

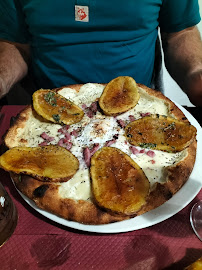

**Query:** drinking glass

left=0, top=182, right=18, bottom=247
left=190, top=200, right=202, bottom=241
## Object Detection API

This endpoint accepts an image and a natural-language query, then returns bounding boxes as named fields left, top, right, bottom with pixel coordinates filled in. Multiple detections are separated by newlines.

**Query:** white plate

left=14, top=104, right=202, bottom=233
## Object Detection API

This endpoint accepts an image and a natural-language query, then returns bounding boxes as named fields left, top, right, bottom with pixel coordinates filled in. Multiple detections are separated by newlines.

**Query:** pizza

left=0, top=76, right=197, bottom=225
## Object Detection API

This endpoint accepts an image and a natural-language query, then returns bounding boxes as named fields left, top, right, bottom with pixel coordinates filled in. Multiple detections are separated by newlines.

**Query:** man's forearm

left=161, top=26, right=202, bottom=106
left=0, top=41, right=30, bottom=99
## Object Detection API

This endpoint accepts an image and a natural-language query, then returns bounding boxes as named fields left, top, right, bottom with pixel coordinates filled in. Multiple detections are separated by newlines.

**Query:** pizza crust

left=4, top=106, right=46, bottom=148
left=11, top=173, right=128, bottom=224
left=3, top=82, right=197, bottom=225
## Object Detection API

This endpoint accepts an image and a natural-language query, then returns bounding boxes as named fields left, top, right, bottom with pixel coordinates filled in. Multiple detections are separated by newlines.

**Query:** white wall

left=163, top=0, right=202, bottom=107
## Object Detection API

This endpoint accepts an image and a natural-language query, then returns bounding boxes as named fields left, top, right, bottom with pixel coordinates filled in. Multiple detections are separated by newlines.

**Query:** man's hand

left=161, top=26, right=202, bottom=106
left=0, top=40, right=30, bottom=99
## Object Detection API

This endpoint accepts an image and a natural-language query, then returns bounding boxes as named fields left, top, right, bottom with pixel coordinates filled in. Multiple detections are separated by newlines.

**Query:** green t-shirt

left=0, top=0, right=200, bottom=89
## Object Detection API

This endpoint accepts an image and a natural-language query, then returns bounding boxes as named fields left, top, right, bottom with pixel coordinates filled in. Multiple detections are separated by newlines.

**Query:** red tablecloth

left=0, top=106, right=201, bottom=270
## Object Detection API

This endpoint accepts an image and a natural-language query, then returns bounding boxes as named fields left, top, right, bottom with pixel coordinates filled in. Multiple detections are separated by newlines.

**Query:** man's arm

left=0, top=40, right=30, bottom=99
left=161, top=26, right=202, bottom=106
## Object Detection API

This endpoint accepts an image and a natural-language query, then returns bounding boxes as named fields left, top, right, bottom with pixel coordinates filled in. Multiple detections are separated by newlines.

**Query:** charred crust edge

left=33, top=184, right=49, bottom=198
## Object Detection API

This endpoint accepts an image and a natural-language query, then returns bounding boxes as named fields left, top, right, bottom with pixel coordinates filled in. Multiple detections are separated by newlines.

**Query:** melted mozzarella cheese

left=20, top=84, right=187, bottom=201
left=59, top=169, right=91, bottom=200
left=130, top=148, right=187, bottom=188
left=116, top=87, right=171, bottom=122
left=59, top=84, right=105, bottom=107
left=17, top=116, right=62, bottom=147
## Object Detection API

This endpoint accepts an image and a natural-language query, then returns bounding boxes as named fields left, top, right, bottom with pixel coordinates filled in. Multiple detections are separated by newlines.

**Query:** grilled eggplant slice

left=0, top=145, right=79, bottom=182
left=99, top=76, right=140, bottom=116
left=33, top=89, right=84, bottom=125
left=90, top=147, right=150, bottom=215
left=125, top=114, right=197, bottom=152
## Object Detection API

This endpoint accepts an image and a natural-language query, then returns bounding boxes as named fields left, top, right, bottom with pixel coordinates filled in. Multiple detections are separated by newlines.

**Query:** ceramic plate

left=14, top=104, right=202, bottom=233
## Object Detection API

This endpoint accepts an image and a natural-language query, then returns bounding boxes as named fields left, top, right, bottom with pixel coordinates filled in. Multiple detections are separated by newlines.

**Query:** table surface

left=0, top=105, right=202, bottom=270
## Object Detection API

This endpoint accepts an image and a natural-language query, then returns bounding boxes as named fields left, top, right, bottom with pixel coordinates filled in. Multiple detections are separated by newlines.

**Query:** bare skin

left=161, top=26, right=202, bottom=106
left=0, top=40, right=30, bottom=99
